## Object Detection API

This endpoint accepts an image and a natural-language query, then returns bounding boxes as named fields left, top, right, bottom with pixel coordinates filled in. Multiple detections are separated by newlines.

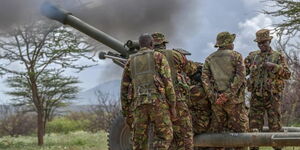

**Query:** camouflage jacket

left=244, top=49, right=291, bottom=96
left=202, top=49, right=246, bottom=104
left=121, top=47, right=176, bottom=117
left=155, top=49, right=198, bottom=101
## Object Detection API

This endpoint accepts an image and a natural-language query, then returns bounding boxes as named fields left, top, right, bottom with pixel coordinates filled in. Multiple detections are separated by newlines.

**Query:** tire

left=108, top=112, right=132, bottom=150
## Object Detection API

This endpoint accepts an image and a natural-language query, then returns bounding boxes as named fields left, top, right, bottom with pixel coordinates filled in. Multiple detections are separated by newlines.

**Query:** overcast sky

left=0, top=0, right=278, bottom=104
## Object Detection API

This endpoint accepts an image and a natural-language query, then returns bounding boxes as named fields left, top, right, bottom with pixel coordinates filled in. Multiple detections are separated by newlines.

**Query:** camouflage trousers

left=210, top=102, right=249, bottom=150
left=189, top=85, right=211, bottom=134
left=210, top=102, right=249, bottom=133
left=132, top=101, right=173, bottom=150
left=249, top=93, right=282, bottom=150
left=190, top=98, right=211, bottom=134
left=249, top=93, right=281, bottom=132
left=169, top=101, right=194, bottom=150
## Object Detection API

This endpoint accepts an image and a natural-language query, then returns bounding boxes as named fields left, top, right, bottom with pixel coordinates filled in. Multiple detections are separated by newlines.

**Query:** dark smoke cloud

left=0, top=0, right=40, bottom=30
left=0, top=0, right=83, bottom=31
left=0, top=0, right=202, bottom=84
left=70, top=0, right=202, bottom=83
left=74, top=0, right=202, bottom=44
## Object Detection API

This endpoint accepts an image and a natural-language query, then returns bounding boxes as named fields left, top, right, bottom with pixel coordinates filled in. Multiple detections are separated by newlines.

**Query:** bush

left=0, top=106, right=37, bottom=137
left=46, top=117, right=89, bottom=134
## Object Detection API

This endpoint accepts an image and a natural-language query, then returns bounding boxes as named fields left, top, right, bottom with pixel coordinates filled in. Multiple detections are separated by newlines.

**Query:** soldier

left=121, top=33, right=177, bottom=150
left=152, top=32, right=194, bottom=150
left=245, top=29, right=291, bottom=150
left=202, top=32, right=249, bottom=150
left=188, top=61, right=212, bottom=150
left=188, top=61, right=211, bottom=135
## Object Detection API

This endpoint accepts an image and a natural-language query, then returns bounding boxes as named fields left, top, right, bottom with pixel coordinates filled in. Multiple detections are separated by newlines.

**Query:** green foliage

left=46, top=117, right=89, bottom=134
left=0, top=131, right=107, bottom=150
left=264, top=0, right=300, bottom=34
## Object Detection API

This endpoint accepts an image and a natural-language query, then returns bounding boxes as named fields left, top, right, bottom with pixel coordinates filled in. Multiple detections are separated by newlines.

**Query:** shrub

left=46, top=117, right=89, bottom=134
left=0, top=106, right=37, bottom=137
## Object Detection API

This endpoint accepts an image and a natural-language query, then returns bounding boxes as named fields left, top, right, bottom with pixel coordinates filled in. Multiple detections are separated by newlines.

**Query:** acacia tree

left=264, top=0, right=300, bottom=35
left=0, top=19, right=96, bottom=145
left=6, top=69, right=81, bottom=133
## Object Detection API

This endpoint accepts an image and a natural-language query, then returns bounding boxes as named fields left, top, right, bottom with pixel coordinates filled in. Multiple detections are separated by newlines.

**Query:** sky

left=0, top=0, right=279, bottom=104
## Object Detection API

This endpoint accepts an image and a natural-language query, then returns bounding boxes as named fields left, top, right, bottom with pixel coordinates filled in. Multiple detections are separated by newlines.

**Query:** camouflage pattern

left=214, top=32, right=236, bottom=48
left=156, top=49, right=194, bottom=150
left=190, top=84, right=211, bottom=134
left=152, top=32, right=169, bottom=45
left=169, top=102, right=193, bottom=150
left=244, top=50, right=291, bottom=96
left=245, top=49, right=291, bottom=143
left=249, top=93, right=281, bottom=132
left=188, top=61, right=211, bottom=134
left=202, top=32, right=249, bottom=132
left=245, top=29, right=291, bottom=150
left=133, top=101, right=173, bottom=150
left=202, top=49, right=246, bottom=105
left=153, top=33, right=194, bottom=150
left=254, top=29, right=273, bottom=42
left=121, top=47, right=176, bottom=150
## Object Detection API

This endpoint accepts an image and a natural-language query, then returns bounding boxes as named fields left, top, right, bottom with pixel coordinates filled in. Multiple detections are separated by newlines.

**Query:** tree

left=0, top=19, right=96, bottom=145
left=5, top=69, right=80, bottom=133
left=264, top=0, right=300, bottom=35
left=264, top=0, right=300, bottom=125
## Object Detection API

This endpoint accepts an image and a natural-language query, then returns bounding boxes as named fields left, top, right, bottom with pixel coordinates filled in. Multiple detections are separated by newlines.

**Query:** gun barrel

left=194, top=132, right=300, bottom=147
left=41, top=2, right=129, bottom=57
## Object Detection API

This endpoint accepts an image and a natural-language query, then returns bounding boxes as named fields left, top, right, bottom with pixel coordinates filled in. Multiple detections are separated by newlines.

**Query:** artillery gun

left=41, top=2, right=300, bottom=150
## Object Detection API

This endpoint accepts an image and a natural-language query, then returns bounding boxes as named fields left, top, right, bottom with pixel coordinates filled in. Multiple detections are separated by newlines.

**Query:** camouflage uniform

left=202, top=32, right=249, bottom=149
left=245, top=29, right=291, bottom=150
left=121, top=47, right=176, bottom=150
left=152, top=32, right=193, bottom=150
left=188, top=61, right=212, bottom=135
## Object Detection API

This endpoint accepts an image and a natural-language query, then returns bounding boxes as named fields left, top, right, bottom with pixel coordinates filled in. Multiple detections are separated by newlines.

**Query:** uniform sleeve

left=155, top=52, right=176, bottom=106
left=229, top=53, right=246, bottom=96
left=201, top=58, right=216, bottom=103
left=244, top=54, right=252, bottom=76
left=120, top=60, right=132, bottom=117
left=272, top=53, right=291, bottom=80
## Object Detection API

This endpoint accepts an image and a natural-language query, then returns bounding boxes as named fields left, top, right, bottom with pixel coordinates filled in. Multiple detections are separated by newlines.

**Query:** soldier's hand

left=263, top=62, right=276, bottom=70
left=215, top=93, right=228, bottom=105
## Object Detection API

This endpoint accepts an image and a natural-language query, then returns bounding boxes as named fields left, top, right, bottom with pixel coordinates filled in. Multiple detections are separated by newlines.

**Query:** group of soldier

left=120, top=29, right=291, bottom=150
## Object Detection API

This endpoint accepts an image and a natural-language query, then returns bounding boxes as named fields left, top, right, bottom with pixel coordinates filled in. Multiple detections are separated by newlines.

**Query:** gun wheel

left=108, top=112, right=132, bottom=150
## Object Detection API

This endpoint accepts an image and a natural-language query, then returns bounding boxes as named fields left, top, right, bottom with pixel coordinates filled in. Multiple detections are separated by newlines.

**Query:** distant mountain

left=74, top=80, right=121, bottom=105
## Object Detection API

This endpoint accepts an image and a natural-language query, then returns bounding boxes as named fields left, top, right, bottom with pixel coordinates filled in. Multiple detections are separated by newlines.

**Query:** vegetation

left=0, top=131, right=107, bottom=150
left=0, top=18, right=96, bottom=145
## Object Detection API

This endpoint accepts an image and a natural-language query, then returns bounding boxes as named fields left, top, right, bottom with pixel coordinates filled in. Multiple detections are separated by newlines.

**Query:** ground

left=0, top=131, right=299, bottom=150
left=0, top=131, right=107, bottom=150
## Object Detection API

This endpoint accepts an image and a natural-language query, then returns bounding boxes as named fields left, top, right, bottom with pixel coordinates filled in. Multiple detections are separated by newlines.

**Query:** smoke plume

left=0, top=0, right=202, bottom=84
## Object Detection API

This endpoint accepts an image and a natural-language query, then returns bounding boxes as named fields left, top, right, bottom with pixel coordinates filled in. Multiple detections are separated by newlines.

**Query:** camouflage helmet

left=214, top=32, right=236, bottom=48
left=254, top=29, right=273, bottom=42
left=151, top=32, right=169, bottom=45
